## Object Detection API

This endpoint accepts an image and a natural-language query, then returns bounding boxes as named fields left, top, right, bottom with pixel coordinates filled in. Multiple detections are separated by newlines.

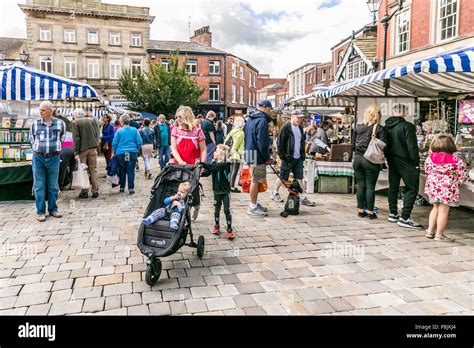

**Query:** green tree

left=118, top=52, right=205, bottom=117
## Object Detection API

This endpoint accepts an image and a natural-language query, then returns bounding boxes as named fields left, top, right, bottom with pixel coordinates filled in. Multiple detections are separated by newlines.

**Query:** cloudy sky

left=0, top=0, right=373, bottom=76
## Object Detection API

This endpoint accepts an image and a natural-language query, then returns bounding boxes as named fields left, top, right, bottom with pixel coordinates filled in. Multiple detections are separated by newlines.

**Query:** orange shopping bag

left=240, top=164, right=268, bottom=193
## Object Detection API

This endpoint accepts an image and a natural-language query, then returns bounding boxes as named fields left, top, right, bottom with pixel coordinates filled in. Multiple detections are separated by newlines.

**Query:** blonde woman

left=352, top=105, right=386, bottom=219
left=170, top=106, right=206, bottom=165
left=224, top=116, right=245, bottom=192
left=170, top=106, right=206, bottom=220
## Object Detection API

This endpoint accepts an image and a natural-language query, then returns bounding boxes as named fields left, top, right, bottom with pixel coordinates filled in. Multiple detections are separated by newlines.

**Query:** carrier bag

left=364, top=124, right=386, bottom=164
left=241, top=164, right=268, bottom=193
left=72, top=162, right=90, bottom=190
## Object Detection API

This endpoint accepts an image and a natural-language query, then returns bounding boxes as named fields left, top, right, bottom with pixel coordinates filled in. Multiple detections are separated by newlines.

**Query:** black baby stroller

left=137, top=163, right=205, bottom=286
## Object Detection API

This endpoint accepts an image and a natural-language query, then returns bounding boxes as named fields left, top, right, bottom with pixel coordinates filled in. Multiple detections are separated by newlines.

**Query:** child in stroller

left=142, top=181, right=190, bottom=229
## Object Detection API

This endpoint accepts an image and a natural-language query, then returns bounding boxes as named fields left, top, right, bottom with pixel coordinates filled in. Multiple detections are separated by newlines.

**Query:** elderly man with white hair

left=29, top=101, right=66, bottom=222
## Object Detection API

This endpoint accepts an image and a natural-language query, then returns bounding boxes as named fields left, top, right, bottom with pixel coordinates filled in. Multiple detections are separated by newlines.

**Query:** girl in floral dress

left=424, top=135, right=467, bottom=242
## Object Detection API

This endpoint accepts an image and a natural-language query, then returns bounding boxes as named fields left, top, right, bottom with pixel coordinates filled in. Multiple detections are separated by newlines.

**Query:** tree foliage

left=118, top=52, right=205, bottom=118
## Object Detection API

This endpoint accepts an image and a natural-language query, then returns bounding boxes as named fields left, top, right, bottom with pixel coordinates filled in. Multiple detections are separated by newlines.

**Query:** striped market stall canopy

left=312, top=45, right=474, bottom=99
left=0, top=63, right=99, bottom=100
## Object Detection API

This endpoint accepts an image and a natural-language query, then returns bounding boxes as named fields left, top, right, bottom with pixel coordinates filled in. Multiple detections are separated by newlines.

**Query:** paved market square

left=0, top=157, right=473, bottom=315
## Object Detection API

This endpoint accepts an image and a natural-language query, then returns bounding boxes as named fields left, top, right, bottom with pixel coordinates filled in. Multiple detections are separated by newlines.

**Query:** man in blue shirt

left=29, top=101, right=66, bottom=222
left=153, top=114, right=171, bottom=169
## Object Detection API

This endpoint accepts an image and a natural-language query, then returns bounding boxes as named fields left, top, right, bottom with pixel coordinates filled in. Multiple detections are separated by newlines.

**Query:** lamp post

left=381, top=0, right=404, bottom=70
left=19, top=50, right=29, bottom=65
left=366, top=0, right=381, bottom=26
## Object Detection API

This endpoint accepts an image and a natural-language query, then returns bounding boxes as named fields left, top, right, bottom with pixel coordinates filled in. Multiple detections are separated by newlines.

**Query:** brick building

left=287, top=63, right=318, bottom=99
left=148, top=26, right=259, bottom=118
left=331, top=24, right=378, bottom=83
left=304, top=62, right=332, bottom=94
left=256, top=74, right=286, bottom=108
left=376, top=0, right=474, bottom=68
left=19, top=0, right=154, bottom=103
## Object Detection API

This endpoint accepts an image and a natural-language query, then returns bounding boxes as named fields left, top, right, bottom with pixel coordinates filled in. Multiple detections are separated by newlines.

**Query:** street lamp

left=19, top=50, right=29, bottom=65
left=366, top=0, right=382, bottom=26
left=381, top=0, right=404, bottom=70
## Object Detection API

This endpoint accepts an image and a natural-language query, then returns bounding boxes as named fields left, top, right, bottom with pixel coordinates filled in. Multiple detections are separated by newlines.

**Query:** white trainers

left=397, top=218, right=423, bottom=229
left=271, top=191, right=284, bottom=203
left=247, top=206, right=268, bottom=216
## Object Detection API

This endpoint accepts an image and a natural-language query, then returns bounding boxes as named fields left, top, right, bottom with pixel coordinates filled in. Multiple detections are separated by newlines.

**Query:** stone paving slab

left=0, top=156, right=472, bottom=315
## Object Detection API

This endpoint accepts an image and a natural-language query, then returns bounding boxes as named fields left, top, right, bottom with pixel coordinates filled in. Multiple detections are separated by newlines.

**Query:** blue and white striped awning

left=312, top=44, right=474, bottom=99
left=0, top=63, right=99, bottom=101
left=56, top=107, right=113, bottom=118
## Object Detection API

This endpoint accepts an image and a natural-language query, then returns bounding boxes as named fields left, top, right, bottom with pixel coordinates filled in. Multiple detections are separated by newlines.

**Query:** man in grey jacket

left=72, top=108, right=100, bottom=198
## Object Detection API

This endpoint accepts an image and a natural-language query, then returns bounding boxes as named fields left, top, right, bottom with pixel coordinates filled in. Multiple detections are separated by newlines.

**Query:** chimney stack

left=190, top=25, right=212, bottom=47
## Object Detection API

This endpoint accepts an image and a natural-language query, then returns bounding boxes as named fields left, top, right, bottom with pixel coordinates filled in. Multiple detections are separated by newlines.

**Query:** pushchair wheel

left=145, top=258, right=162, bottom=286
left=197, top=235, right=205, bottom=259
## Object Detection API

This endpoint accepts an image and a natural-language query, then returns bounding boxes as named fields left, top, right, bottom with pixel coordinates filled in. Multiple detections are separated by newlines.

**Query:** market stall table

left=304, top=159, right=355, bottom=193
left=0, top=162, right=33, bottom=201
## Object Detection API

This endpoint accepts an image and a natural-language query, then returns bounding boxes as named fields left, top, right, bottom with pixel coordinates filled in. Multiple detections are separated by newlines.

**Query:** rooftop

left=148, top=40, right=226, bottom=55
left=20, top=0, right=154, bottom=22
left=0, top=37, right=27, bottom=60
left=355, top=37, right=377, bottom=60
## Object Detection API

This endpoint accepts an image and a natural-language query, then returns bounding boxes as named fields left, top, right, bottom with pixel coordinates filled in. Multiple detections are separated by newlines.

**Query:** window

left=359, top=61, right=365, bottom=77
left=252, top=74, right=256, bottom=87
left=40, top=56, right=52, bottom=73
left=186, top=60, right=197, bottom=74
left=161, top=58, right=169, bottom=71
left=209, top=83, right=219, bottom=101
left=209, top=61, right=220, bottom=75
left=240, top=66, right=244, bottom=80
left=64, top=57, right=76, bottom=78
left=249, top=92, right=252, bottom=106
left=88, top=30, right=99, bottom=44
left=39, top=27, right=51, bottom=42
left=232, top=63, right=237, bottom=77
left=131, top=59, right=142, bottom=78
left=249, top=73, right=252, bottom=87
left=396, top=10, right=410, bottom=53
left=231, top=84, right=237, bottom=103
left=347, top=63, right=354, bottom=80
left=64, top=29, right=76, bottom=43
left=87, top=59, right=100, bottom=78
left=438, top=0, right=458, bottom=42
left=239, top=86, right=244, bottom=103
left=322, top=68, right=327, bottom=81
left=109, top=32, right=121, bottom=46
left=131, top=33, right=142, bottom=47
left=110, top=59, right=121, bottom=80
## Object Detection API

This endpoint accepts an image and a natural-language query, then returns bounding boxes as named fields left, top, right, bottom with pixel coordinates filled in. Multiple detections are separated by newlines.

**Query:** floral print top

left=424, top=152, right=468, bottom=207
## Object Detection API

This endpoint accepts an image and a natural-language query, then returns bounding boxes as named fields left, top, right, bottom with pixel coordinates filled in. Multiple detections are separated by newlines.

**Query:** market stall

left=0, top=63, right=99, bottom=201
left=309, top=44, right=474, bottom=207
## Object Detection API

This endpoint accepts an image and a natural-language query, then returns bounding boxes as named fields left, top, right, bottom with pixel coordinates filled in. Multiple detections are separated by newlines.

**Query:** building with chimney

left=148, top=26, right=259, bottom=118
left=19, top=0, right=154, bottom=102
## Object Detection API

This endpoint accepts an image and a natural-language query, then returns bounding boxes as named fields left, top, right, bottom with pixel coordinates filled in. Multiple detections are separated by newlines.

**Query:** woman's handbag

left=364, top=124, right=386, bottom=164
left=101, top=142, right=109, bottom=151
left=72, top=162, right=90, bottom=190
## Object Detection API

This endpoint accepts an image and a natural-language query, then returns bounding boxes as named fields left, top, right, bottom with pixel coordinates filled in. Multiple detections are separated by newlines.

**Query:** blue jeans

left=206, top=143, right=216, bottom=164
left=158, top=145, right=170, bottom=169
left=32, top=153, right=60, bottom=214
left=116, top=152, right=138, bottom=191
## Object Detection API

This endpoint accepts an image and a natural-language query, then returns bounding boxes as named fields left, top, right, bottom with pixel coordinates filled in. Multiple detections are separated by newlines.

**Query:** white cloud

left=0, top=0, right=373, bottom=76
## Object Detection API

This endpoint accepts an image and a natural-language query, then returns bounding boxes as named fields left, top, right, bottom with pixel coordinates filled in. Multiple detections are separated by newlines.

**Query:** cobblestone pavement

left=0, top=157, right=473, bottom=315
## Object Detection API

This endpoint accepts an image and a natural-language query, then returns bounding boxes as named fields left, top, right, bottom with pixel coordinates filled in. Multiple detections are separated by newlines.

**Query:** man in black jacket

left=385, top=104, right=423, bottom=229
left=272, top=110, right=315, bottom=206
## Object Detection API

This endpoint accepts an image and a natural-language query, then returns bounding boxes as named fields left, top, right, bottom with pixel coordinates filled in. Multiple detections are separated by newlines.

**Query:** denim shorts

left=280, top=157, right=303, bottom=181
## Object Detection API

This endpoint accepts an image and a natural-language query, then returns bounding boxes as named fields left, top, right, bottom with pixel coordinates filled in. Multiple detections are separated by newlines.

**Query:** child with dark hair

left=424, top=135, right=467, bottom=242
left=199, top=144, right=234, bottom=239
